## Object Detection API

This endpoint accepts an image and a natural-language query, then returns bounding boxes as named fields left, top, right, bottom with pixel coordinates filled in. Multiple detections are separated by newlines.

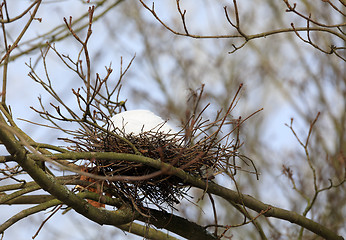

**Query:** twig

left=32, top=204, right=62, bottom=239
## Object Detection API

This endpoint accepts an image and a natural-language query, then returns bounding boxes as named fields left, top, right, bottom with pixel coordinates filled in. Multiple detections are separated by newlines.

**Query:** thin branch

left=283, top=0, right=346, bottom=26
left=0, top=0, right=39, bottom=23
left=176, top=0, right=189, bottom=35
left=139, top=0, right=345, bottom=58
left=0, top=0, right=42, bottom=64
left=32, top=204, right=62, bottom=239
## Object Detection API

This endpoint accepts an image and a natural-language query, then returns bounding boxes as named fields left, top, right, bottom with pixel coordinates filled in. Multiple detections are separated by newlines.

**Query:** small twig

left=32, top=204, right=63, bottom=239
left=208, top=193, right=218, bottom=236
left=176, top=0, right=189, bottom=35
left=284, top=0, right=346, bottom=27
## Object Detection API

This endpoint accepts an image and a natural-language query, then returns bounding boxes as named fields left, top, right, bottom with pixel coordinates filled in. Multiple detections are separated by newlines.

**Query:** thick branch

left=0, top=192, right=123, bottom=234
left=1, top=194, right=55, bottom=205
left=48, top=152, right=344, bottom=240
left=143, top=208, right=217, bottom=240
left=0, top=127, right=137, bottom=227
left=118, top=222, right=181, bottom=240
left=181, top=170, right=344, bottom=240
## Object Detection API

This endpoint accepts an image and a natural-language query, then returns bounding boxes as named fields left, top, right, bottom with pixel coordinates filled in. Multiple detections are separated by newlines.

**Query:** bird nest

left=67, top=121, right=238, bottom=211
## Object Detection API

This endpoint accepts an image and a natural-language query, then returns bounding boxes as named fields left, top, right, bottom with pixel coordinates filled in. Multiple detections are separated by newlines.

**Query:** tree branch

left=0, top=127, right=138, bottom=228
left=42, top=151, right=344, bottom=240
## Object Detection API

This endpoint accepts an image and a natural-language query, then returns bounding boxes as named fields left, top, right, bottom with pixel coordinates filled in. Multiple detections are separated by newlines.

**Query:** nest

left=67, top=122, right=237, bottom=211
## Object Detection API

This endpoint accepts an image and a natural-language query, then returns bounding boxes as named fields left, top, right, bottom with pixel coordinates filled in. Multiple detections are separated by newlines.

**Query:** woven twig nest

left=70, top=126, right=223, bottom=210
left=66, top=110, right=241, bottom=211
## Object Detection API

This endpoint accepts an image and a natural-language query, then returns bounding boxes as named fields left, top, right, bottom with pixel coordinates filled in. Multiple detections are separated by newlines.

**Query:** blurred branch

left=286, top=113, right=346, bottom=239
left=0, top=0, right=42, bottom=64
left=6, top=0, right=125, bottom=62
left=283, top=0, right=346, bottom=26
left=0, top=0, right=38, bottom=23
left=139, top=0, right=346, bottom=60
